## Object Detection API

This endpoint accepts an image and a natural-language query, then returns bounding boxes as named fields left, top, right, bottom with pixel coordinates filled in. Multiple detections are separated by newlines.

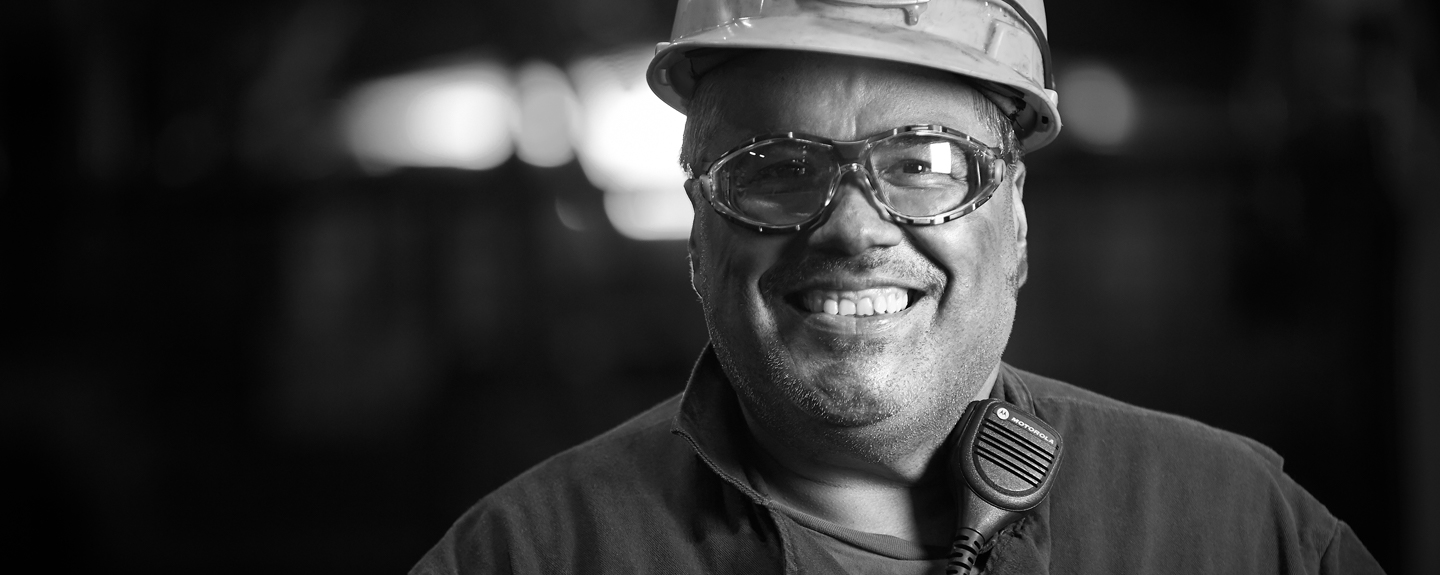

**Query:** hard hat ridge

left=648, top=0, right=1062, bottom=150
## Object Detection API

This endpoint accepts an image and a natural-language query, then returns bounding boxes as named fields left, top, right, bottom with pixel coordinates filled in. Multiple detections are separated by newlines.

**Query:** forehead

left=698, top=51, right=999, bottom=150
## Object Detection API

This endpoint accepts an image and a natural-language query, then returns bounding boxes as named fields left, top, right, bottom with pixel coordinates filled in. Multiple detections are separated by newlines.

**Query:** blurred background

left=1, top=0, right=1436, bottom=573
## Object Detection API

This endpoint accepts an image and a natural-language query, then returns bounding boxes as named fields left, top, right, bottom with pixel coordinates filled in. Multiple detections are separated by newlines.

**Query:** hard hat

left=647, top=0, right=1061, bottom=150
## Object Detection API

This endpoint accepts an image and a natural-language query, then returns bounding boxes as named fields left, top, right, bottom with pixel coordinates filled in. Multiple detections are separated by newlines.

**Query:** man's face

left=687, top=52, right=1028, bottom=449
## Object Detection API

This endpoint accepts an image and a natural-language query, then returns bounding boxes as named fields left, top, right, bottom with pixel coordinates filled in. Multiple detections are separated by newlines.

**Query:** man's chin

left=803, top=403, right=895, bottom=428
left=789, top=375, right=906, bottom=428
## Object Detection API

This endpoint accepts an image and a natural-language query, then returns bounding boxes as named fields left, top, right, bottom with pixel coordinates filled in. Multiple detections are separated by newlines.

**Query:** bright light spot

left=570, top=47, right=690, bottom=240
left=342, top=61, right=516, bottom=171
left=929, top=142, right=952, bottom=174
left=1058, top=62, right=1138, bottom=151
left=602, top=188, right=695, bottom=241
left=515, top=61, right=578, bottom=167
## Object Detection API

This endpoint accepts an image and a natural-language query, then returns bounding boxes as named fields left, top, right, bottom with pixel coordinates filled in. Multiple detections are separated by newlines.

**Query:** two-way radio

left=945, top=399, right=1065, bottom=575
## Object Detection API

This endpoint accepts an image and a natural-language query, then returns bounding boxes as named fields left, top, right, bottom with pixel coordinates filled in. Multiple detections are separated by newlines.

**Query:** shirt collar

left=671, top=346, right=1041, bottom=502
left=994, top=362, right=1037, bottom=411
left=671, top=346, right=1052, bottom=573
left=671, top=345, right=772, bottom=506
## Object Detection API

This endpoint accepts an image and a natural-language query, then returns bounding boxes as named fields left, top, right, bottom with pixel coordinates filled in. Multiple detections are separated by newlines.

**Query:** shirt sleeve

left=1319, top=521, right=1387, bottom=575
left=409, top=502, right=524, bottom=575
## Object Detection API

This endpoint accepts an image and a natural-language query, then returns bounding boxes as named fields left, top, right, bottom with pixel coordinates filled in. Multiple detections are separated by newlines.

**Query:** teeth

left=802, top=287, right=911, bottom=316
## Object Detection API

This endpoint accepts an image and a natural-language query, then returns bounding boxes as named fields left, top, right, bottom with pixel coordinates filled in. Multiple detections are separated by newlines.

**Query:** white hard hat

left=647, top=0, right=1061, bottom=150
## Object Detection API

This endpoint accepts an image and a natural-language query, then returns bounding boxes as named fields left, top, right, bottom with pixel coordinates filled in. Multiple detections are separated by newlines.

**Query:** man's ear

left=684, top=177, right=703, bottom=210
left=684, top=179, right=701, bottom=254
left=684, top=178, right=706, bottom=291
left=1009, top=162, right=1029, bottom=288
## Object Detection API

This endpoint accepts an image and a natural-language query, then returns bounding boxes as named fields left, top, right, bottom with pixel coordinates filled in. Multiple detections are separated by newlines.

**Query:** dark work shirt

left=411, top=348, right=1385, bottom=574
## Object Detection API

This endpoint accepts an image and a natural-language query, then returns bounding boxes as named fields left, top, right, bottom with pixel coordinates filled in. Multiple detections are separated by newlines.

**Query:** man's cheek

left=694, top=238, right=755, bottom=328
left=923, top=215, right=1010, bottom=282
left=706, top=232, right=774, bottom=297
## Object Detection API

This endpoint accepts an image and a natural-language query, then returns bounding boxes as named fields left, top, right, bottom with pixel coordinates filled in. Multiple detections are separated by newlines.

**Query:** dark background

left=2, top=0, right=1437, bottom=573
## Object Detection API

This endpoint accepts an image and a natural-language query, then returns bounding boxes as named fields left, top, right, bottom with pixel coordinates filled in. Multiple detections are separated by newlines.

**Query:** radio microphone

left=945, top=399, right=1065, bottom=575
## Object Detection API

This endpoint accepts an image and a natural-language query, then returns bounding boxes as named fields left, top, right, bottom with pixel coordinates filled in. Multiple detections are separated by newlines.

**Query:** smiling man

left=683, top=51, right=1026, bottom=551
left=412, top=1, right=1384, bottom=574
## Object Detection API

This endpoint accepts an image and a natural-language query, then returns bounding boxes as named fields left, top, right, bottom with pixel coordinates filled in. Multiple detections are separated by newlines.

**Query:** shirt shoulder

left=1011, top=366, right=1285, bottom=469
left=410, top=393, right=785, bottom=575
left=411, top=395, right=692, bottom=574
left=495, top=392, right=687, bottom=498
left=1005, top=367, right=1371, bottom=574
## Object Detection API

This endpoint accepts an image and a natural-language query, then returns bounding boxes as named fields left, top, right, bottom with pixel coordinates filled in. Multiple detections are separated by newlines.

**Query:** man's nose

left=805, top=171, right=904, bottom=255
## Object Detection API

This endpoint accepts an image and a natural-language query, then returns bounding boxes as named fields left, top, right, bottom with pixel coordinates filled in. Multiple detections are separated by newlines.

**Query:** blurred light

left=342, top=61, right=515, bottom=172
left=569, top=47, right=690, bottom=240
left=1058, top=62, right=1138, bottom=151
left=515, top=61, right=579, bottom=167
left=602, top=191, right=694, bottom=241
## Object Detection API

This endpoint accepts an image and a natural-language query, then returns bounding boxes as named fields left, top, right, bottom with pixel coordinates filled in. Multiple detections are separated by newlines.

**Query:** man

left=413, top=1, right=1384, bottom=573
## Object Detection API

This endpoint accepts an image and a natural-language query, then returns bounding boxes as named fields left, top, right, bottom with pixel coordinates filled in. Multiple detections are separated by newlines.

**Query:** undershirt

left=743, top=383, right=1010, bottom=575
left=786, top=503, right=951, bottom=575
left=744, top=448, right=954, bottom=575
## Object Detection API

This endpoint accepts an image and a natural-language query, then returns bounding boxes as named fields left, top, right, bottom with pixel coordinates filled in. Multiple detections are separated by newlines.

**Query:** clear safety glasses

left=692, top=125, right=1013, bottom=233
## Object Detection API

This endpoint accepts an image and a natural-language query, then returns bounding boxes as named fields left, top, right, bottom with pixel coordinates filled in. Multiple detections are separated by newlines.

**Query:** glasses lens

left=717, top=139, right=837, bottom=226
left=867, top=133, right=989, bottom=217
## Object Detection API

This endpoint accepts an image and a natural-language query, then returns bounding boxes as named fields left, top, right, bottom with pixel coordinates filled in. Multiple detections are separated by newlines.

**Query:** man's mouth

left=791, top=287, right=914, bottom=317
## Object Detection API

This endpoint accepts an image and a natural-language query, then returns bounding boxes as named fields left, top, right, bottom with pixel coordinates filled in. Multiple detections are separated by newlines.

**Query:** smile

left=792, top=287, right=917, bottom=317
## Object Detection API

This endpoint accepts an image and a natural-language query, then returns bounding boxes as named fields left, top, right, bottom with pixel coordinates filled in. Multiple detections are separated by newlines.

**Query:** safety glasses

left=691, top=125, right=1012, bottom=233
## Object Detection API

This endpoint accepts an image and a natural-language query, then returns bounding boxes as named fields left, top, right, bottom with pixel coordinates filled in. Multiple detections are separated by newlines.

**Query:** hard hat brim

left=647, top=16, right=1061, bottom=150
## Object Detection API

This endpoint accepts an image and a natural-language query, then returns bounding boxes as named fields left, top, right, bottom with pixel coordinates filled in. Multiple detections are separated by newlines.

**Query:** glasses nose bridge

left=830, top=139, right=870, bottom=164
left=832, top=161, right=873, bottom=192
left=824, top=159, right=893, bottom=222
left=827, top=139, right=880, bottom=198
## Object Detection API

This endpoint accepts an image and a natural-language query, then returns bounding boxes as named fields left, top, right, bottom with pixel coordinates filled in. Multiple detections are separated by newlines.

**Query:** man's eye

left=755, top=160, right=813, bottom=179
left=880, top=159, right=941, bottom=178
left=896, top=160, right=931, bottom=175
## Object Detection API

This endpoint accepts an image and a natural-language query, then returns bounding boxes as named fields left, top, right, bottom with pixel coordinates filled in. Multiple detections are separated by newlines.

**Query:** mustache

left=757, top=247, right=944, bottom=294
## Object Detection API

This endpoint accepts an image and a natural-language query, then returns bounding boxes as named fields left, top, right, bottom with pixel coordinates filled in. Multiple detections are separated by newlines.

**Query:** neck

left=741, top=365, right=1000, bottom=545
